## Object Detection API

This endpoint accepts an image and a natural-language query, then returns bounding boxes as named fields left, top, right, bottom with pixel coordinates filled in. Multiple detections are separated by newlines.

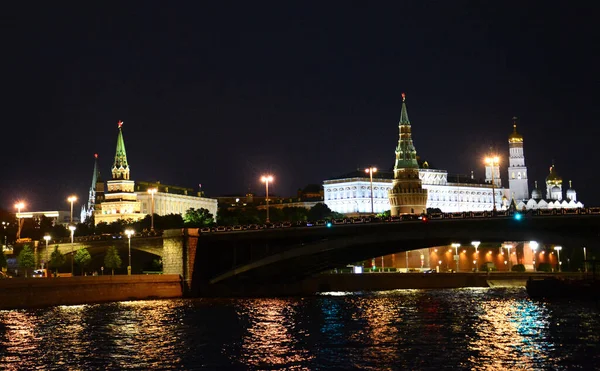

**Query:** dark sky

left=2, top=2, right=599, bottom=211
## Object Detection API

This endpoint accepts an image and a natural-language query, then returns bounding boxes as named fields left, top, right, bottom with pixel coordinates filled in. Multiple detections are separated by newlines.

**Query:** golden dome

left=546, top=164, right=562, bottom=184
left=508, top=124, right=523, bottom=143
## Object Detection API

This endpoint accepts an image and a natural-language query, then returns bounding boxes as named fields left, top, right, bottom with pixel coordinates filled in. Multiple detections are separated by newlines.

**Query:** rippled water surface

left=1, top=288, right=599, bottom=370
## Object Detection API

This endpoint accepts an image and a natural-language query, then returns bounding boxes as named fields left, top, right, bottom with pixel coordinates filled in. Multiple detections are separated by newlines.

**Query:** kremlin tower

left=507, top=117, right=529, bottom=202
left=94, top=121, right=143, bottom=225
left=80, top=154, right=103, bottom=224
left=388, top=93, right=427, bottom=215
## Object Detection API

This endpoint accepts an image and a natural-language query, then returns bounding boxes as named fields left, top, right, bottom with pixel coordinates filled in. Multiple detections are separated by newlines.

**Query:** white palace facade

left=324, top=168, right=504, bottom=215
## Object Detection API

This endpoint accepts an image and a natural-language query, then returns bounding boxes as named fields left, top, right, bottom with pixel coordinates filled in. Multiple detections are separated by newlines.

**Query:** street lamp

left=43, top=235, right=51, bottom=271
left=451, top=243, right=461, bottom=272
left=554, top=246, right=562, bottom=272
left=261, top=175, right=274, bottom=223
left=530, top=241, right=538, bottom=272
left=14, top=202, right=25, bottom=240
left=2, top=221, right=8, bottom=248
left=583, top=246, right=587, bottom=273
left=125, top=229, right=134, bottom=275
left=147, top=188, right=157, bottom=232
left=67, top=196, right=77, bottom=224
left=471, top=241, right=481, bottom=272
left=365, top=167, right=378, bottom=215
left=484, top=156, right=500, bottom=212
left=504, top=244, right=513, bottom=271
left=68, top=224, right=76, bottom=275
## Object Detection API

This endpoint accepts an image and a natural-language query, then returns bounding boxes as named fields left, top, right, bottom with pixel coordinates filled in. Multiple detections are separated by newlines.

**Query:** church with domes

left=505, top=119, right=583, bottom=211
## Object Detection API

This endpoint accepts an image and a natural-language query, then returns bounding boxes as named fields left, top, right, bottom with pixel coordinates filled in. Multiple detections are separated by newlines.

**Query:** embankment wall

left=0, top=275, right=183, bottom=310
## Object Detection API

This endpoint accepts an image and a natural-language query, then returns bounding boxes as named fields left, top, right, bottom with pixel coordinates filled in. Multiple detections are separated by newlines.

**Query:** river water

left=1, top=288, right=598, bottom=370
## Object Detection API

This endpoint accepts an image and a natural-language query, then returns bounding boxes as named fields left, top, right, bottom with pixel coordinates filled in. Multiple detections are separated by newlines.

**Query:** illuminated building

left=89, top=122, right=217, bottom=225
left=135, top=181, right=217, bottom=221
left=388, top=93, right=428, bottom=215
left=507, top=118, right=528, bottom=201
left=94, top=121, right=144, bottom=225
left=80, top=154, right=103, bottom=223
left=324, top=94, right=505, bottom=214
left=324, top=97, right=584, bottom=215
left=16, top=211, right=79, bottom=227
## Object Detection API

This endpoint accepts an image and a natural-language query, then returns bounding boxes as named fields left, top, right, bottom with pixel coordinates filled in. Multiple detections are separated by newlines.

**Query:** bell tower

left=508, top=117, right=529, bottom=202
left=388, top=93, right=427, bottom=215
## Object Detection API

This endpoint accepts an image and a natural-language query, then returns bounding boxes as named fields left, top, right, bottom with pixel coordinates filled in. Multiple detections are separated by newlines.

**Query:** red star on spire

left=118, top=120, right=123, bottom=128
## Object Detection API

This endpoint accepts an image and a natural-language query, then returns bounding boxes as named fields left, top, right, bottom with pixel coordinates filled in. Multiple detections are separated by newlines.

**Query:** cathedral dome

left=531, top=188, right=542, bottom=200
left=508, top=123, right=523, bottom=143
left=546, top=164, right=562, bottom=184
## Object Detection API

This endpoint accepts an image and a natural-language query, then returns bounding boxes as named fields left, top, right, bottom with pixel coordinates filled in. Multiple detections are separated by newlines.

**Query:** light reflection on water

left=0, top=288, right=598, bottom=370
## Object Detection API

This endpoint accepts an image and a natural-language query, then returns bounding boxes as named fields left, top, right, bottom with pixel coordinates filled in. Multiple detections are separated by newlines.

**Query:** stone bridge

left=189, top=214, right=600, bottom=295
left=27, top=214, right=600, bottom=295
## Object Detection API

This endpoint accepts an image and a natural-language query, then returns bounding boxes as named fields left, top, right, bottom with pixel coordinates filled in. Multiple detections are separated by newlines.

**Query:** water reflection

left=0, top=311, right=38, bottom=370
left=236, top=299, right=313, bottom=369
left=0, top=290, right=599, bottom=370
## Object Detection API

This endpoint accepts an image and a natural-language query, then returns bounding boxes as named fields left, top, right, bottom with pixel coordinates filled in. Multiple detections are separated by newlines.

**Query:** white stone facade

left=324, top=169, right=505, bottom=214
left=137, top=192, right=218, bottom=221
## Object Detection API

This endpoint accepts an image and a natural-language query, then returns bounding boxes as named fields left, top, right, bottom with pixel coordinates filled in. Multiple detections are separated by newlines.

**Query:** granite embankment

left=0, top=275, right=183, bottom=310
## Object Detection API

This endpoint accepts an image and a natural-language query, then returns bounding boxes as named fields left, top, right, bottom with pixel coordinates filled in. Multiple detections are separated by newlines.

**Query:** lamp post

left=451, top=243, right=461, bottom=272
left=530, top=241, right=538, bottom=272
left=43, top=235, right=51, bottom=270
left=2, top=221, right=8, bottom=248
left=67, top=196, right=77, bottom=224
left=583, top=246, right=587, bottom=273
left=14, top=202, right=25, bottom=240
left=125, top=229, right=134, bottom=275
left=471, top=241, right=481, bottom=272
left=365, top=167, right=378, bottom=215
left=261, top=175, right=274, bottom=223
left=484, top=156, right=500, bottom=212
left=68, top=225, right=76, bottom=275
left=554, top=246, right=562, bottom=272
left=504, top=244, right=513, bottom=271
left=148, top=188, right=157, bottom=232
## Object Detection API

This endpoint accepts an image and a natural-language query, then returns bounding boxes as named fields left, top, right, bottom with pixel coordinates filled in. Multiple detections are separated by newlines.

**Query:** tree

left=104, top=246, right=122, bottom=275
left=18, top=245, right=36, bottom=277
left=511, top=264, right=526, bottom=272
left=308, top=203, right=334, bottom=221
left=0, top=249, right=7, bottom=270
left=74, top=248, right=92, bottom=275
left=377, top=210, right=391, bottom=218
left=184, top=208, right=215, bottom=227
left=49, top=245, right=65, bottom=277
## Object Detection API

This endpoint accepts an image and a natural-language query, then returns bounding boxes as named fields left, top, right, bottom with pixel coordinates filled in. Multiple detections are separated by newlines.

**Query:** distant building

left=88, top=121, right=218, bottom=225
left=135, top=181, right=217, bottom=220
left=17, top=211, right=78, bottom=227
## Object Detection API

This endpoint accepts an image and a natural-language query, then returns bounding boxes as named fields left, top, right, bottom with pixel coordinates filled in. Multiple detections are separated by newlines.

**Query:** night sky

left=2, top=2, right=599, bottom=211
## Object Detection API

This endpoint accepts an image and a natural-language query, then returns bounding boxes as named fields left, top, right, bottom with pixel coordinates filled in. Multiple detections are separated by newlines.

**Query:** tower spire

left=389, top=93, right=427, bottom=216
left=393, top=93, right=419, bottom=170
left=112, top=120, right=130, bottom=180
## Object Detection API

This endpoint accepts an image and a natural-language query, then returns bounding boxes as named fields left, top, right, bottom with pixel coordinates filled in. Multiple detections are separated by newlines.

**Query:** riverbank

left=0, top=275, right=183, bottom=310
left=197, top=272, right=588, bottom=297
